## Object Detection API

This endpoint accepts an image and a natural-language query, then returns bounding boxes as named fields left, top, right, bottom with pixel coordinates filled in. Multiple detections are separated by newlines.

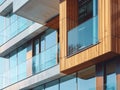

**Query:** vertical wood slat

left=111, top=0, right=120, bottom=54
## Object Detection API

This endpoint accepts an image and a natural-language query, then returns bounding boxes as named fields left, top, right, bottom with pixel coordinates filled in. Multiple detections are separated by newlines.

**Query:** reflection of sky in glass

left=45, top=29, right=57, bottom=49
left=106, top=73, right=116, bottom=90
left=78, top=77, right=96, bottom=90
left=60, top=74, right=77, bottom=90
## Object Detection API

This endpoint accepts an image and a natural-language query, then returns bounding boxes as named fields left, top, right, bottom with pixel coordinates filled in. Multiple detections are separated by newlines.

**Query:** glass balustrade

left=68, top=16, right=98, bottom=56
left=0, top=15, right=33, bottom=46
left=0, top=44, right=58, bottom=89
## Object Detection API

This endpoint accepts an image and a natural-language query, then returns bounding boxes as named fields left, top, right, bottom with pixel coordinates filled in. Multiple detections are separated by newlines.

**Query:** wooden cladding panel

left=46, top=16, right=59, bottom=30
left=60, top=0, right=113, bottom=74
left=96, top=63, right=104, bottom=90
left=111, top=0, right=120, bottom=54
left=66, top=0, right=78, bottom=31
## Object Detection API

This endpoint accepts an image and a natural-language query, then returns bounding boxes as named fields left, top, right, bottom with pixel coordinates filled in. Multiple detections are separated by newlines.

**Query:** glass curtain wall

left=31, top=66, right=96, bottom=90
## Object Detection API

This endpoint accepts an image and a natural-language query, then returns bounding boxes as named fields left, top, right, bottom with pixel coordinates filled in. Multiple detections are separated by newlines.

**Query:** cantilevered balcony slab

left=13, top=0, right=59, bottom=24
left=0, top=0, right=13, bottom=16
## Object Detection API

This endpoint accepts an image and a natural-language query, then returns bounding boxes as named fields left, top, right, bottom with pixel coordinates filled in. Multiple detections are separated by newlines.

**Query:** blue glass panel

left=18, top=45, right=27, bottom=80
left=0, top=16, right=4, bottom=32
left=10, top=20, right=18, bottom=38
left=68, top=16, right=98, bottom=55
left=78, top=76, right=96, bottom=90
left=106, top=73, right=116, bottom=90
left=32, top=54, right=40, bottom=74
left=18, top=45, right=27, bottom=64
left=106, top=61, right=116, bottom=90
left=32, top=44, right=57, bottom=74
left=45, top=80, right=59, bottom=90
left=45, top=29, right=57, bottom=49
left=44, top=45, right=57, bottom=69
left=10, top=50, right=17, bottom=68
left=10, top=14, right=17, bottom=23
left=10, top=67, right=17, bottom=84
left=9, top=50, right=18, bottom=84
left=60, top=74, right=76, bottom=90
left=0, top=14, right=33, bottom=46
left=78, top=66, right=96, bottom=90
left=18, top=62, right=27, bottom=81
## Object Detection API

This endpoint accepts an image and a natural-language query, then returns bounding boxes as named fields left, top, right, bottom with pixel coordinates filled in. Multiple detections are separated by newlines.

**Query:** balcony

left=0, top=15, right=34, bottom=46
left=13, top=0, right=59, bottom=24
left=0, top=17, right=33, bottom=46
left=0, top=44, right=58, bottom=89
left=68, top=16, right=98, bottom=56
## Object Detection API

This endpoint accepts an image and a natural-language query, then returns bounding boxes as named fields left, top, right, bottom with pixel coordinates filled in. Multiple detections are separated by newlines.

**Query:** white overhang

left=13, top=0, right=59, bottom=24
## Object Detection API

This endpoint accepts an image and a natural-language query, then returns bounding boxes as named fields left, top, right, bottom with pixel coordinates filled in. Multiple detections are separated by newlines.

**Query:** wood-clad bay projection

left=60, top=0, right=117, bottom=74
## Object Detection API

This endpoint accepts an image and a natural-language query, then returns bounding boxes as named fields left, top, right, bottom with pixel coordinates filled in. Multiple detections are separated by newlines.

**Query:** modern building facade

left=0, top=0, right=120, bottom=90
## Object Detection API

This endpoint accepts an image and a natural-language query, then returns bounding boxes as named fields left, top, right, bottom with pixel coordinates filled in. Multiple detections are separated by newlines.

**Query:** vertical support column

left=96, top=63, right=104, bottom=90
left=59, top=0, right=78, bottom=71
